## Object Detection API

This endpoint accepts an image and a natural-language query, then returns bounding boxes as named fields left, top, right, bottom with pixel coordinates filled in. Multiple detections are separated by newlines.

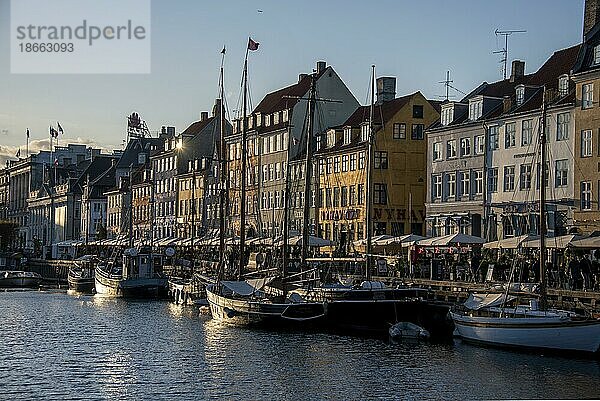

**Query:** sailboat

left=205, top=39, right=328, bottom=326
left=289, top=66, right=454, bottom=340
left=450, top=88, right=600, bottom=354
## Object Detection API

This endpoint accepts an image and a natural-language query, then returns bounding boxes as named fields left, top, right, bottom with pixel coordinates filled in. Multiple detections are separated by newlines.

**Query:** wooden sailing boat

left=451, top=88, right=600, bottom=354
left=205, top=39, right=327, bottom=326
left=290, top=66, right=453, bottom=339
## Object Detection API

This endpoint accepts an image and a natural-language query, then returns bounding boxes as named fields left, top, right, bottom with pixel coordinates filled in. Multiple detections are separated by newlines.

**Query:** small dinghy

left=389, top=322, right=430, bottom=340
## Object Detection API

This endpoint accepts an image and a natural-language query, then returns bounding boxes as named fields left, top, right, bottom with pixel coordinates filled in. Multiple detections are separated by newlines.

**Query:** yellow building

left=316, top=79, right=439, bottom=246
left=573, top=18, right=600, bottom=234
left=176, top=160, right=205, bottom=239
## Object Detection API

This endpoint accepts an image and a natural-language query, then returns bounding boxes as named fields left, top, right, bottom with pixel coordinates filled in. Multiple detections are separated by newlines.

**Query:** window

left=558, top=75, right=569, bottom=97
left=516, top=86, right=525, bottom=105
left=469, top=100, right=483, bottom=120
left=333, top=187, right=340, bottom=207
left=595, top=45, right=600, bottom=65
left=447, top=173, right=456, bottom=198
left=374, top=183, right=387, bottom=205
left=433, top=142, right=442, bottom=161
left=393, top=123, right=406, bottom=139
left=460, top=138, right=471, bottom=157
left=334, top=156, right=340, bottom=173
left=349, top=185, right=356, bottom=205
left=474, top=135, right=485, bottom=155
left=519, top=164, right=532, bottom=190
left=555, top=159, right=568, bottom=187
left=441, top=107, right=453, bottom=126
left=583, top=83, right=594, bottom=109
left=581, top=181, right=592, bottom=210
left=505, top=122, right=516, bottom=148
left=342, top=155, right=349, bottom=172
left=326, top=157, right=333, bottom=174
left=374, top=151, right=388, bottom=169
left=350, top=153, right=357, bottom=170
left=582, top=130, right=593, bottom=157
left=461, top=171, right=470, bottom=196
left=411, top=124, right=424, bottom=140
left=358, top=152, right=365, bottom=169
left=341, top=186, right=348, bottom=207
left=344, top=127, right=352, bottom=145
left=521, top=119, right=533, bottom=146
left=475, top=170, right=483, bottom=195
left=325, top=188, right=332, bottom=207
left=446, top=140, right=457, bottom=158
left=361, top=124, right=369, bottom=141
left=557, top=113, right=570, bottom=141
left=503, top=166, right=515, bottom=192
left=488, top=168, right=498, bottom=192
left=488, top=126, right=499, bottom=150
left=432, top=175, right=442, bottom=199
left=413, top=105, right=424, bottom=119
left=358, top=184, right=364, bottom=205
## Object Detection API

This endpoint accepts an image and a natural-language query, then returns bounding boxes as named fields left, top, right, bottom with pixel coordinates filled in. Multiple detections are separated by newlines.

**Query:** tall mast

left=365, top=65, right=375, bottom=280
left=219, top=49, right=227, bottom=274
left=301, top=73, right=317, bottom=265
left=539, top=87, right=548, bottom=310
left=282, top=117, right=291, bottom=295
left=239, top=47, right=249, bottom=280
left=128, top=165, right=134, bottom=248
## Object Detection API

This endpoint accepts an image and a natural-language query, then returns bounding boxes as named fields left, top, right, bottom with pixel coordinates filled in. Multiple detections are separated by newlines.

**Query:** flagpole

left=26, top=129, right=29, bottom=158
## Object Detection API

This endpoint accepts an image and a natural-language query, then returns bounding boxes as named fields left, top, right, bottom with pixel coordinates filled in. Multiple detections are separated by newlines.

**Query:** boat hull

left=68, top=277, right=95, bottom=294
left=451, top=312, right=600, bottom=353
left=206, top=285, right=326, bottom=327
left=0, top=271, right=42, bottom=288
left=95, top=268, right=168, bottom=299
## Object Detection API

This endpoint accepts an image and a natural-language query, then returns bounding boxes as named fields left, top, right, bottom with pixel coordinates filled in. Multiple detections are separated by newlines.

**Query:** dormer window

left=441, top=105, right=453, bottom=126
left=516, top=85, right=525, bottom=106
left=594, top=45, right=600, bottom=65
left=282, top=109, right=288, bottom=122
left=344, top=127, right=352, bottom=145
left=558, top=75, right=569, bottom=97
left=327, top=129, right=336, bottom=148
left=273, top=113, right=279, bottom=125
left=468, top=99, right=483, bottom=121
left=361, top=123, right=370, bottom=142
left=265, top=114, right=271, bottom=127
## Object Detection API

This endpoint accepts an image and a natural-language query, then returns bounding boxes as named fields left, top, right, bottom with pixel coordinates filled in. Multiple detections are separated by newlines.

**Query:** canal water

left=1, top=291, right=599, bottom=401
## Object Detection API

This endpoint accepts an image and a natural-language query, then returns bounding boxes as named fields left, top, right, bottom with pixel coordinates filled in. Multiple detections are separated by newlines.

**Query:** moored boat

left=0, top=271, right=42, bottom=288
left=68, top=255, right=97, bottom=294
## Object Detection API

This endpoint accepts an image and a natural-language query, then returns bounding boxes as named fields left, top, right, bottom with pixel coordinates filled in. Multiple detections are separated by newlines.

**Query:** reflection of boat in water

left=95, top=247, right=168, bottom=298
left=0, top=271, right=42, bottom=288
left=389, top=321, right=430, bottom=340
left=68, top=255, right=97, bottom=294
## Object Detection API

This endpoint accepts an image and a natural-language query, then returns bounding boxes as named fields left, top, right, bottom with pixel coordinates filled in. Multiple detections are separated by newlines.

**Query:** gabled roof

left=116, top=137, right=163, bottom=170
left=181, top=116, right=216, bottom=136
left=252, top=68, right=328, bottom=115
left=341, top=93, right=415, bottom=127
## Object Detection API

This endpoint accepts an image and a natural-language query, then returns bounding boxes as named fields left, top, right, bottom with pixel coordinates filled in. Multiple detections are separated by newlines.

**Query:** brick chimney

left=376, top=77, right=396, bottom=104
left=584, top=0, right=600, bottom=38
left=316, top=61, right=326, bottom=74
left=510, top=60, right=525, bottom=83
left=200, top=111, right=209, bottom=121
left=212, top=99, right=222, bottom=116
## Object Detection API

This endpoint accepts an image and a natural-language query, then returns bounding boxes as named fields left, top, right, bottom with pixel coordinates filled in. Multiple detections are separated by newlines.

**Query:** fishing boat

left=95, top=246, right=168, bottom=298
left=67, top=255, right=96, bottom=294
left=0, top=271, right=42, bottom=288
left=450, top=89, right=600, bottom=355
left=206, top=39, right=327, bottom=327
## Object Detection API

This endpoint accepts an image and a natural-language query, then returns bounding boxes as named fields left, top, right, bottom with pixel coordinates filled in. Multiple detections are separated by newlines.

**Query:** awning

left=570, top=236, right=600, bottom=248
left=483, top=234, right=536, bottom=249
left=221, top=280, right=259, bottom=296
left=522, top=234, right=581, bottom=249
left=275, top=235, right=333, bottom=247
left=417, top=233, right=485, bottom=246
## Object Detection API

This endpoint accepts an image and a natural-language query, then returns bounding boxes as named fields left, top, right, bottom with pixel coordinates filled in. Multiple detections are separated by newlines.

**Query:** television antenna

left=493, top=29, right=526, bottom=79
left=438, top=70, right=467, bottom=101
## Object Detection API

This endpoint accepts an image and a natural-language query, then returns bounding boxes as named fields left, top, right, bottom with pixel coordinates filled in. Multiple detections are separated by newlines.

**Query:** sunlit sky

left=0, top=0, right=585, bottom=161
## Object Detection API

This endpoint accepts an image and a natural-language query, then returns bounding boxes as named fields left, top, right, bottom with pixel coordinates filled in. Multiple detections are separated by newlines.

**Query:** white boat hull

left=451, top=312, right=600, bottom=353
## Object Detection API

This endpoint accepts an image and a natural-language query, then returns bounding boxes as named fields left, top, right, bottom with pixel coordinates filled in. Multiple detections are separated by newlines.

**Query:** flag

left=50, top=126, right=58, bottom=138
left=292, top=137, right=299, bottom=145
left=53, top=158, right=59, bottom=166
left=247, top=37, right=259, bottom=51
left=221, top=46, right=226, bottom=54
left=15, top=148, right=20, bottom=158
left=57, top=122, right=64, bottom=135
left=26, top=128, right=30, bottom=139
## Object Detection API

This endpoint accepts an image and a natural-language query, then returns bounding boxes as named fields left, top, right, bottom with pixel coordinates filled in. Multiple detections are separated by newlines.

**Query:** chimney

left=510, top=60, right=525, bottom=82
left=584, top=0, right=600, bottom=38
left=376, top=77, right=396, bottom=104
left=503, top=96, right=512, bottom=113
left=298, top=73, right=308, bottom=83
left=200, top=112, right=209, bottom=121
left=167, top=126, right=175, bottom=137
left=316, top=61, right=326, bottom=74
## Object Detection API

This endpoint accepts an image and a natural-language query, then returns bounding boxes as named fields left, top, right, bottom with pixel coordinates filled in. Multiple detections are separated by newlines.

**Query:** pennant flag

left=50, top=126, right=59, bottom=138
left=15, top=148, right=20, bottom=158
left=221, top=46, right=226, bottom=54
left=247, top=37, right=259, bottom=51
left=54, top=158, right=59, bottom=166
left=57, top=122, right=64, bottom=135
left=26, top=128, right=30, bottom=139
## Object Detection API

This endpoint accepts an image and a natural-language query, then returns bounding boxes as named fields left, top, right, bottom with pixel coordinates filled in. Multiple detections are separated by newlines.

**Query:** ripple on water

left=1, top=291, right=600, bottom=400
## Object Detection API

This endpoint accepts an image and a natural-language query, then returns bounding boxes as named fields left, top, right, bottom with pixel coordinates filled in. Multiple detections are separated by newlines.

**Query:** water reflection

left=1, top=291, right=599, bottom=400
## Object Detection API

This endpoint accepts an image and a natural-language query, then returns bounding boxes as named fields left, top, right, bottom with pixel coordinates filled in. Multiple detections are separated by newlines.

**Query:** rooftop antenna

left=437, top=70, right=467, bottom=100
left=493, top=29, right=526, bottom=79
